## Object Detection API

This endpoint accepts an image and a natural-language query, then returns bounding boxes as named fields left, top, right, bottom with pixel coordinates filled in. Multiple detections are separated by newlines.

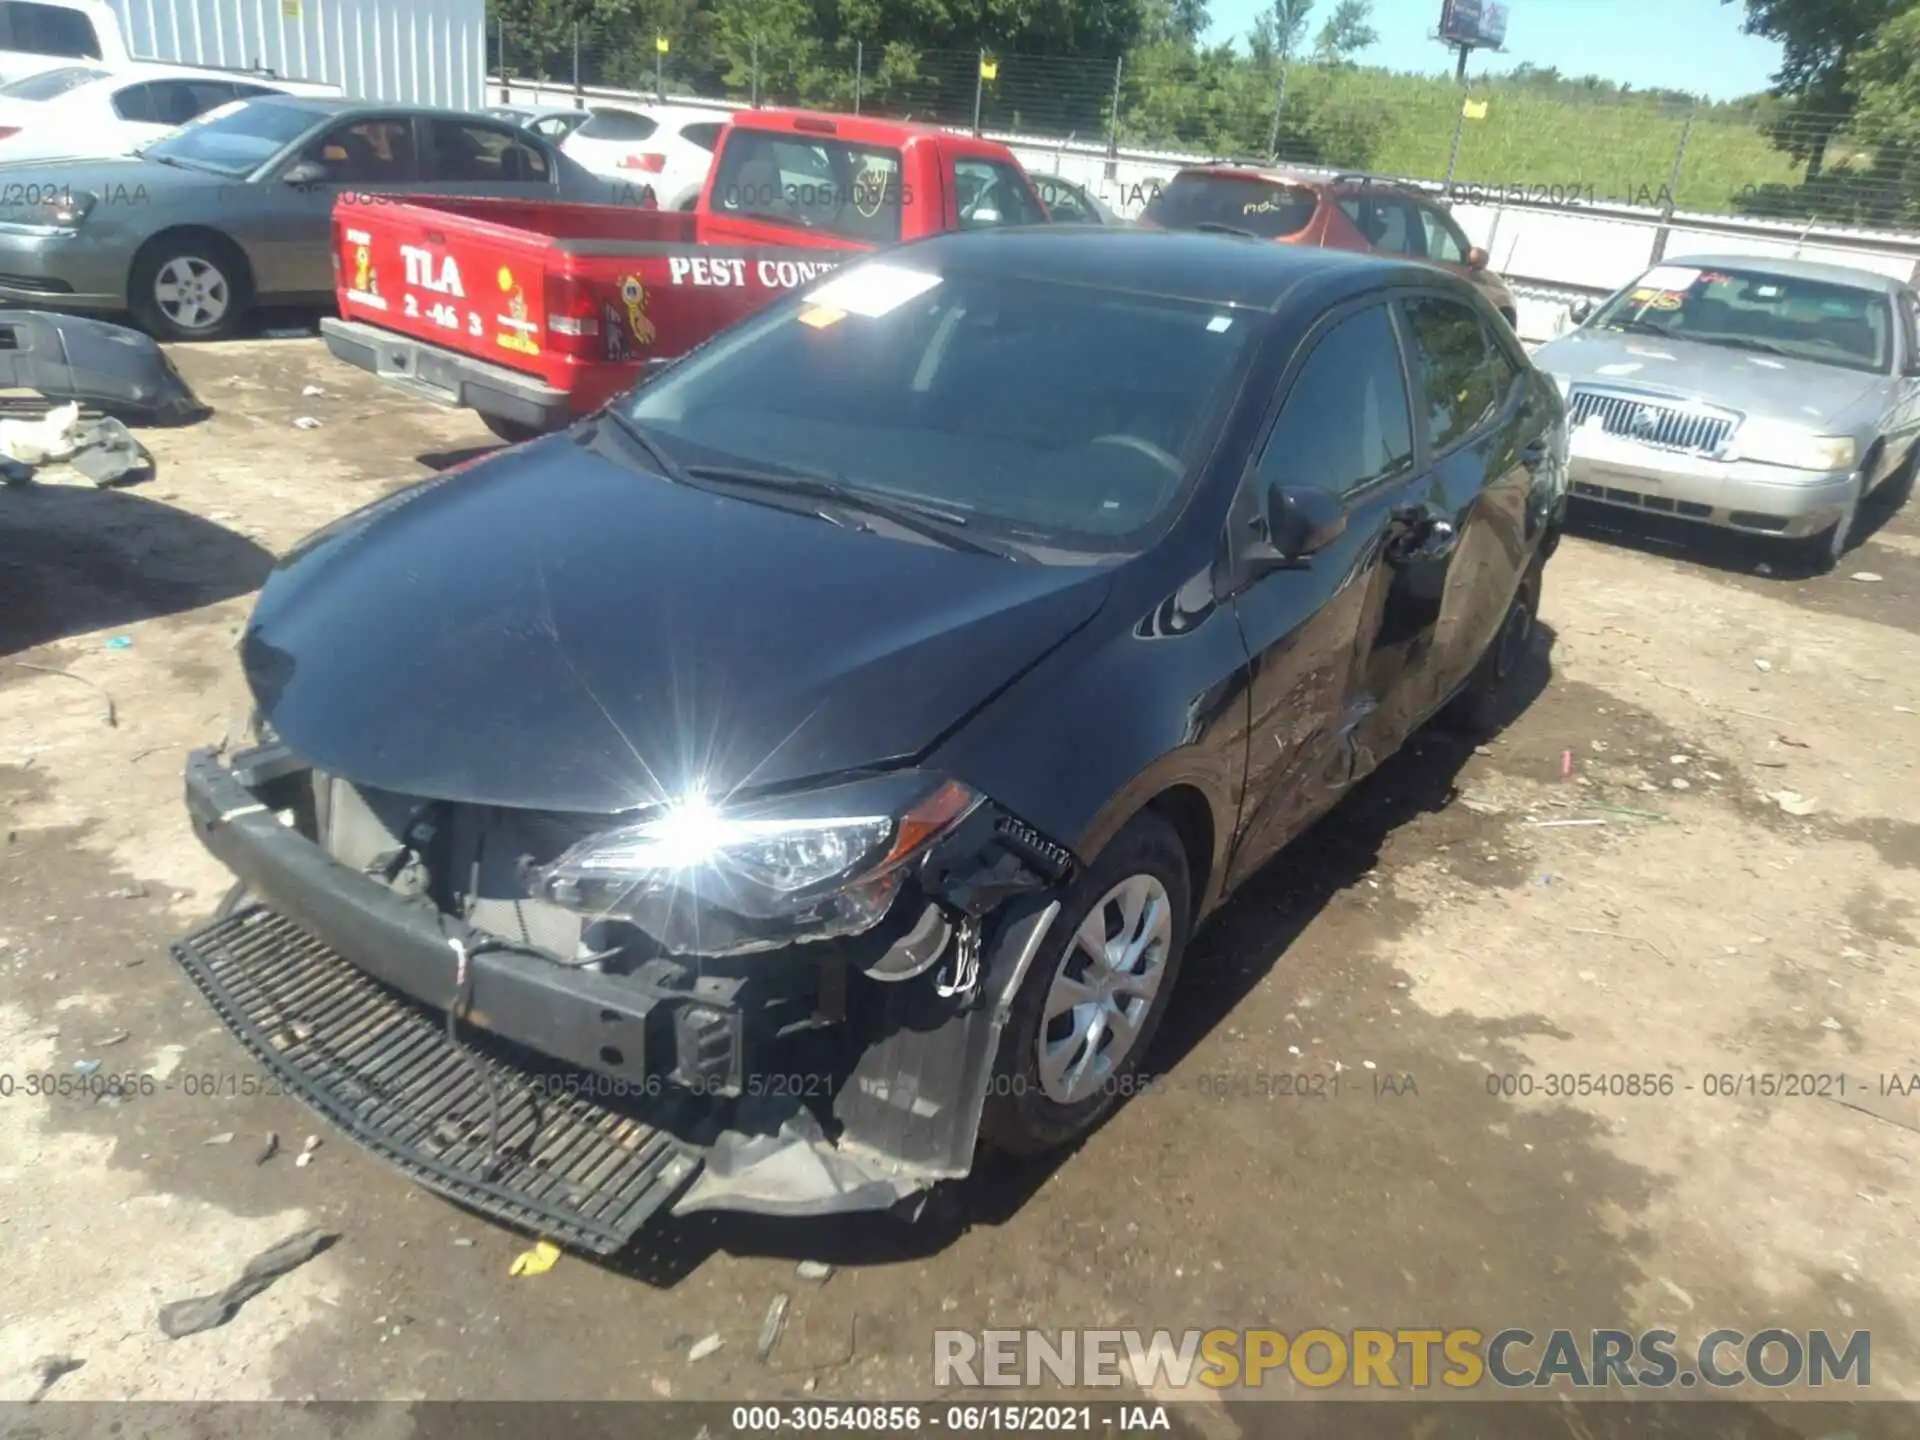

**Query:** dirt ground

left=3, top=340, right=1919, bottom=1429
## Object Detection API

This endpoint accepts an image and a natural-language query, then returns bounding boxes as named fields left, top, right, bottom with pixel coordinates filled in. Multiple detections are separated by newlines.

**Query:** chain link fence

left=487, top=20, right=1920, bottom=234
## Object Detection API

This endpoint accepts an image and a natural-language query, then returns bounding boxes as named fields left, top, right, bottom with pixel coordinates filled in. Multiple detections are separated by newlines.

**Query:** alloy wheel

left=155, top=255, right=231, bottom=333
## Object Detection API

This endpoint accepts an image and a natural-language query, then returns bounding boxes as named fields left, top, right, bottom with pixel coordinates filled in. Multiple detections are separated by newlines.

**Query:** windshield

left=1591, top=263, right=1894, bottom=374
left=622, top=261, right=1253, bottom=558
left=141, top=99, right=317, bottom=176
left=707, top=129, right=905, bottom=244
left=1142, top=174, right=1319, bottom=239
left=0, top=65, right=107, bottom=101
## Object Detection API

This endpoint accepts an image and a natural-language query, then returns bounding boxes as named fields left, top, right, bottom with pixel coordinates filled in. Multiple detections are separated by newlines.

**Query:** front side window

left=1590, top=263, right=1894, bottom=373
left=622, top=263, right=1255, bottom=556
left=302, top=117, right=417, bottom=185
left=708, top=129, right=904, bottom=244
left=1418, top=205, right=1469, bottom=264
left=1402, top=295, right=1502, bottom=452
left=1257, top=304, right=1414, bottom=497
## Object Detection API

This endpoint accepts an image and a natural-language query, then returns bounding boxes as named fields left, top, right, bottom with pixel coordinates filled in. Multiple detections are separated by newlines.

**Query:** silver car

left=0, top=96, right=620, bottom=341
left=1534, top=254, right=1920, bottom=570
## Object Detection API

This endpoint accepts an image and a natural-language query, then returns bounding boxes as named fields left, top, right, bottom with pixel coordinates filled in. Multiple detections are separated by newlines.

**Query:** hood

left=1533, top=326, right=1886, bottom=430
left=243, top=429, right=1114, bottom=814
left=0, top=155, right=210, bottom=220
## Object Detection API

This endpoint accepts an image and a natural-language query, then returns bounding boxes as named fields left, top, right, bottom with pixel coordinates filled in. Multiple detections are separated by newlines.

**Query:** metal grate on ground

left=171, top=905, right=700, bottom=1254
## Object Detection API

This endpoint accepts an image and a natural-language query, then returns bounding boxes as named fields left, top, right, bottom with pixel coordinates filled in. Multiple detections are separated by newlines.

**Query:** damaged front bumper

left=174, top=746, right=1065, bottom=1251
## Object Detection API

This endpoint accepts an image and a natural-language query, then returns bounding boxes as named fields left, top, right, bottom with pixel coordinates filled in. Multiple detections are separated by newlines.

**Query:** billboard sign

left=1438, top=0, right=1507, bottom=48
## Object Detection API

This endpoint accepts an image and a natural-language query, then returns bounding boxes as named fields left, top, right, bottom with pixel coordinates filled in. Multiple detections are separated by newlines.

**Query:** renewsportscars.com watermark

left=933, top=1328, right=1870, bottom=1391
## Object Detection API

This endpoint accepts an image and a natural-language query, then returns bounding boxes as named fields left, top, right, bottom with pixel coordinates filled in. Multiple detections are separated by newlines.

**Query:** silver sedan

left=0, top=96, right=620, bottom=341
left=1532, top=254, right=1920, bottom=570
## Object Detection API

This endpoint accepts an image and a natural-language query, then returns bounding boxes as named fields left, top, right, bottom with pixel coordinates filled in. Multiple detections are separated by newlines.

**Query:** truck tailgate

left=332, top=196, right=875, bottom=420
left=333, top=198, right=699, bottom=380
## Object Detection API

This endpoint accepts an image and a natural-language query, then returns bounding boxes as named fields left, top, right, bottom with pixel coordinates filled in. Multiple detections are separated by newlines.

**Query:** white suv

left=558, top=102, right=724, bottom=210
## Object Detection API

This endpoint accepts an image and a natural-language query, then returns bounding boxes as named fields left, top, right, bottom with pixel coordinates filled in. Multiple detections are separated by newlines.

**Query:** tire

left=1792, top=475, right=1861, bottom=575
left=480, top=413, right=545, bottom=445
left=1441, top=557, right=1542, bottom=735
left=129, top=231, right=250, bottom=342
left=980, top=811, right=1192, bottom=1156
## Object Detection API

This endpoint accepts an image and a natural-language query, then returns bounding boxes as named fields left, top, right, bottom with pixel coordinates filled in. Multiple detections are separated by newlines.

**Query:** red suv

left=1140, top=166, right=1518, bottom=329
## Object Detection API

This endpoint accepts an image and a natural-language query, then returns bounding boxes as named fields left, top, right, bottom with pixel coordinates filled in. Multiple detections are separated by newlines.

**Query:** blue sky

left=1204, top=0, right=1786, bottom=100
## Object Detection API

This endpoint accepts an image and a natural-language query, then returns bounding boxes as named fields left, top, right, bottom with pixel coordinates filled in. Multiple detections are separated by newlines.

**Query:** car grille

left=1567, top=387, right=1738, bottom=457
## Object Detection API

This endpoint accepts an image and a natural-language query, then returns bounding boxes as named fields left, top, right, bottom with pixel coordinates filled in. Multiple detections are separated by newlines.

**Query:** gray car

left=1031, top=173, right=1125, bottom=225
left=1534, top=254, right=1920, bottom=570
left=0, top=97, right=622, bottom=341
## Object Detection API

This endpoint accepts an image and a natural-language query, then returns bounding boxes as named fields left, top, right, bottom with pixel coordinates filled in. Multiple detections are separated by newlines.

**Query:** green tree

left=1312, top=0, right=1377, bottom=63
left=1726, top=0, right=1905, bottom=174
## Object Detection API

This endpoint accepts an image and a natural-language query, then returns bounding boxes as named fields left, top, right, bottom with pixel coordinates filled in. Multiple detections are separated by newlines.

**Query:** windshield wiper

left=1688, top=334, right=1791, bottom=356
left=598, top=407, right=693, bottom=485
left=1194, top=221, right=1257, bottom=237
left=1601, top=319, right=1671, bottom=336
left=680, top=463, right=1022, bottom=560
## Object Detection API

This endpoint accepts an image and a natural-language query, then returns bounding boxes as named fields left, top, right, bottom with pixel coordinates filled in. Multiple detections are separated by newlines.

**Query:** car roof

left=899, top=225, right=1465, bottom=312
left=1668, top=253, right=1910, bottom=294
left=1168, top=163, right=1426, bottom=198
left=241, top=96, right=551, bottom=123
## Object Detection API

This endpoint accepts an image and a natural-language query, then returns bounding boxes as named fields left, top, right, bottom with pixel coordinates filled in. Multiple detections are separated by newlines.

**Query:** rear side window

left=577, top=107, right=657, bottom=141
left=425, top=118, right=552, bottom=184
left=0, top=0, right=101, bottom=59
left=0, top=62, right=103, bottom=99
left=1401, top=295, right=1503, bottom=452
left=1144, top=173, right=1318, bottom=239
left=1257, top=303, right=1413, bottom=496
left=680, top=120, right=721, bottom=152
left=118, top=79, right=240, bottom=127
left=708, top=128, right=904, bottom=243
left=954, top=158, right=1045, bottom=229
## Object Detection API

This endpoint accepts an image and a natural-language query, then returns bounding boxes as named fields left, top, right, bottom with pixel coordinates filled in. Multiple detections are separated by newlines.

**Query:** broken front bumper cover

left=174, top=747, right=1062, bottom=1247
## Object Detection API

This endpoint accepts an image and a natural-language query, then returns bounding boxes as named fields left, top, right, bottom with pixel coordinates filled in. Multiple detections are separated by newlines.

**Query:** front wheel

left=129, top=233, right=249, bottom=342
left=1792, top=478, right=1861, bottom=575
left=981, top=811, right=1191, bottom=1156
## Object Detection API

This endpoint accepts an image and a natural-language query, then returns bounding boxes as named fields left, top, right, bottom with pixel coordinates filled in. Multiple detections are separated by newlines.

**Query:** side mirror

left=281, top=159, right=328, bottom=186
left=1569, top=298, right=1594, bottom=325
left=1265, top=484, right=1347, bottom=563
left=1466, top=245, right=1489, bottom=270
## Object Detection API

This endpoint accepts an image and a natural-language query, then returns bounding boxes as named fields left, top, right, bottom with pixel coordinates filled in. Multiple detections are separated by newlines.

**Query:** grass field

left=1272, top=68, right=1804, bottom=213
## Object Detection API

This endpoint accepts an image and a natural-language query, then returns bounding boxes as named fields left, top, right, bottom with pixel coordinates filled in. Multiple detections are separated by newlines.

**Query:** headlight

left=47, top=190, right=96, bottom=230
left=531, top=772, right=981, bottom=957
left=1725, top=419, right=1857, bottom=472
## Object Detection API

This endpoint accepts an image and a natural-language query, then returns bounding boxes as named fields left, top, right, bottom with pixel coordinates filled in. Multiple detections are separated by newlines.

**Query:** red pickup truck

left=319, top=108, right=1048, bottom=441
